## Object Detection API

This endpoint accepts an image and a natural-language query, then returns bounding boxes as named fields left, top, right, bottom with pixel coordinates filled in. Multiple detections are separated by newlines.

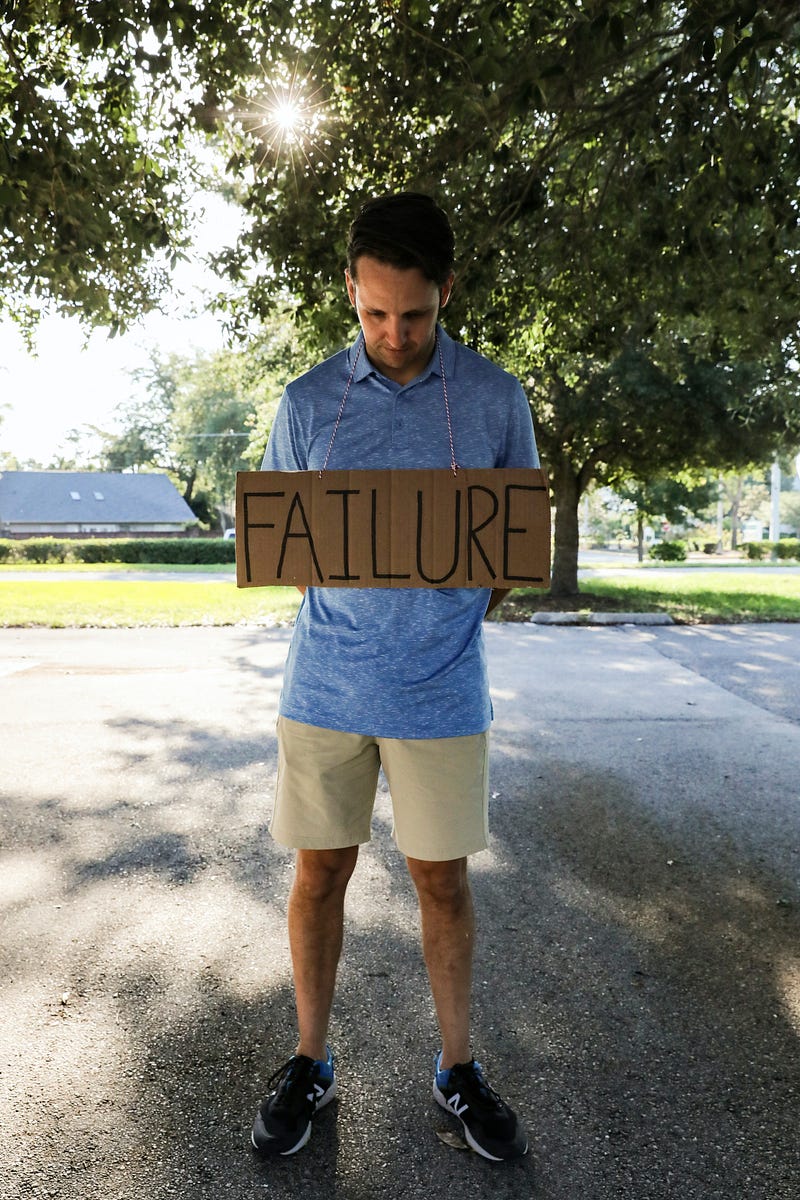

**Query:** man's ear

left=345, top=268, right=357, bottom=308
left=440, top=271, right=456, bottom=308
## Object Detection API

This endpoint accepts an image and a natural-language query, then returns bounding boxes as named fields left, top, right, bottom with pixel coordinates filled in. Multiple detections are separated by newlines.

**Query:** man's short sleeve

left=260, top=389, right=305, bottom=471
left=498, top=381, right=540, bottom=469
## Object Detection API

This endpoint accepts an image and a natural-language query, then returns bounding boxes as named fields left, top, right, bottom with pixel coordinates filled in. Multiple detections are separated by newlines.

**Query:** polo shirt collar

left=349, top=324, right=457, bottom=385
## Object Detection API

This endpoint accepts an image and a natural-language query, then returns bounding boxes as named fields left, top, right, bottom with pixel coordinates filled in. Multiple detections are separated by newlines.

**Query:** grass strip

left=1, top=572, right=799, bottom=627
left=502, top=572, right=800, bottom=624
left=0, top=562, right=235, bottom=574
left=0, top=580, right=300, bottom=628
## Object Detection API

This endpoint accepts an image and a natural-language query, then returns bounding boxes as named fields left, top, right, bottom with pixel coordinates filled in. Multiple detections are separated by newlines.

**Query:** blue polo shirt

left=262, top=326, right=539, bottom=739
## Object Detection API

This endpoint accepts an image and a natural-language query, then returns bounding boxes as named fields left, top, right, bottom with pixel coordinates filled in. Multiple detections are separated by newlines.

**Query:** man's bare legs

left=264, top=846, right=525, bottom=1162
left=287, top=848, right=473, bottom=1067
left=289, top=846, right=359, bottom=1062
left=406, top=855, right=474, bottom=1068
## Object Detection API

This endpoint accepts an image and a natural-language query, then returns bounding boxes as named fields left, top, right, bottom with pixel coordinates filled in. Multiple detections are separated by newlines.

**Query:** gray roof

left=0, top=471, right=195, bottom=526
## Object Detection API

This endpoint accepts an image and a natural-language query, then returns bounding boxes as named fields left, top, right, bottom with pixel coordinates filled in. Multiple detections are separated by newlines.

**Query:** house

left=0, top=471, right=196, bottom=538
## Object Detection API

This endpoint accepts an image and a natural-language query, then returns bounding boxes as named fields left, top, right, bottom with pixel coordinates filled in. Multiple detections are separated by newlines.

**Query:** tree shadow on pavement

left=1, top=706, right=539, bottom=1200
left=481, top=735, right=800, bottom=1200
left=4, top=619, right=800, bottom=1199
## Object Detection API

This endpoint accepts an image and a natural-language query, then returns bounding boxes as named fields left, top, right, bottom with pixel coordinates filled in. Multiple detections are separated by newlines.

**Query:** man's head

left=346, top=192, right=455, bottom=287
left=345, top=192, right=456, bottom=385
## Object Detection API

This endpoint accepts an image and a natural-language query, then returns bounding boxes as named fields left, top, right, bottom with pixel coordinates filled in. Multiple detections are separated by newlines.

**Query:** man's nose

left=385, top=317, right=409, bottom=347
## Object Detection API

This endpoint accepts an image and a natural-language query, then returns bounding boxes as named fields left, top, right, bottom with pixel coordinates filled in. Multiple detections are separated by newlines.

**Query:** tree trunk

left=182, top=468, right=197, bottom=506
left=549, top=457, right=581, bottom=597
left=637, top=512, right=645, bottom=562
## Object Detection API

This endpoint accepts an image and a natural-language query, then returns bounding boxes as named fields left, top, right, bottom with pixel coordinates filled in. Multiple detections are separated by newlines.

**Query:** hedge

left=742, top=540, right=800, bottom=562
left=0, top=537, right=236, bottom=565
left=775, top=538, right=800, bottom=561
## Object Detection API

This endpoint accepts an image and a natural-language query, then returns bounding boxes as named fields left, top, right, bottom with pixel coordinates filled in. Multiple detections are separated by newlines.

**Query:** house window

left=70, top=491, right=81, bottom=500
left=94, top=491, right=104, bottom=500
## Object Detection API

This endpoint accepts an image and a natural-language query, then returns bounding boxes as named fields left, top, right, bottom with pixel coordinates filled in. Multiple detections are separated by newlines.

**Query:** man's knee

left=293, top=846, right=359, bottom=903
left=406, top=856, right=470, bottom=909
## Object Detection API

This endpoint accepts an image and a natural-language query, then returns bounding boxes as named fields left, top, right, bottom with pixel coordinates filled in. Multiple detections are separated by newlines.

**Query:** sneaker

left=433, top=1052, right=527, bottom=1161
left=251, top=1048, right=336, bottom=1157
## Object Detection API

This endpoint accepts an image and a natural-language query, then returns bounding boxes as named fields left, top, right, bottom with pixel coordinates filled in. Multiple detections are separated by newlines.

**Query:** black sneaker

left=433, top=1053, right=527, bottom=1161
left=251, top=1050, right=336, bottom=1157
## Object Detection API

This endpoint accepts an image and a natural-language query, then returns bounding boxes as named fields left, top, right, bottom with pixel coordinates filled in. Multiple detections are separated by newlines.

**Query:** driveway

left=1, top=624, right=798, bottom=1199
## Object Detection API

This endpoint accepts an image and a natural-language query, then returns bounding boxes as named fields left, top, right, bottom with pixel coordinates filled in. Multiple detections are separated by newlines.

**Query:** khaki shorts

left=272, top=716, right=490, bottom=861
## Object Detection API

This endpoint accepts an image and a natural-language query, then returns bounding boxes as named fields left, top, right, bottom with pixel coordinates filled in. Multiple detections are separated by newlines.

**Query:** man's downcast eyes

left=366, top=309, right=430, bottom=319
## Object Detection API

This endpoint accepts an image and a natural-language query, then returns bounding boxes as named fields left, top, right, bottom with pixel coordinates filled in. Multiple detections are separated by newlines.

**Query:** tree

left=92, top=314, right=312, bottom=525
left=98, top=347, right=258, bottom=527
left=6, top=3, right=800, bottom=590
left=615, top=475, right=719, bottom=559
left=211, top=0, right=800, bottom=593
left=0, top=0, right=267, bottom=335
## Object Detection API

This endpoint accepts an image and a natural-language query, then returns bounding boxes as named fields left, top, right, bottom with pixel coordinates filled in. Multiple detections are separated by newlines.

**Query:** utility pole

left=769, top=461, right=781, bottom=543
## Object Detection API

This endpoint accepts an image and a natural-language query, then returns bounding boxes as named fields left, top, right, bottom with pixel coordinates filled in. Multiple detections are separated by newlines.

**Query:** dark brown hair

left=347, top=192, right=455, bottom=286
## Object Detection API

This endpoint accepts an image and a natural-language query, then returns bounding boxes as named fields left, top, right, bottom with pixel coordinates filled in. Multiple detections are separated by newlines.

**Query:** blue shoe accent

left=316, top=1045, right=335, bottom=1081
left=435, top=1050, right=451, bottom=1088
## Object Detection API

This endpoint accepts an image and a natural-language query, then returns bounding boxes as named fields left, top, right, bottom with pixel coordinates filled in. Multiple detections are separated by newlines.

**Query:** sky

left=0, top=193, right=237, bottom=467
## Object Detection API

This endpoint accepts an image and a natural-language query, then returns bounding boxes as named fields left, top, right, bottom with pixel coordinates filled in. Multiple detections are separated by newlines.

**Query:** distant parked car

left=223, top=528, right=236, bottom=540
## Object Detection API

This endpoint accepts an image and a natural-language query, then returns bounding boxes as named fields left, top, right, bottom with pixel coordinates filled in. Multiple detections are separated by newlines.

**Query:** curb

left=528, top=611, right=674, bottom=626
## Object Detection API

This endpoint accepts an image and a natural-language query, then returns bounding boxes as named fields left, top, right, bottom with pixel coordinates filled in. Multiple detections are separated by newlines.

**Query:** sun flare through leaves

left=232, top=68, right=333, bottom=183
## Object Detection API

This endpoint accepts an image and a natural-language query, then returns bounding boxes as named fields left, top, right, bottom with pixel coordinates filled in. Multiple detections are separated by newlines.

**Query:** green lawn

left=0, top=579, right=300, bottom=627
left=0, top=561, right=235, bottom=574
left=502, top=572, right=800, bottom=624
left=1, top=569, right=799, bottom=626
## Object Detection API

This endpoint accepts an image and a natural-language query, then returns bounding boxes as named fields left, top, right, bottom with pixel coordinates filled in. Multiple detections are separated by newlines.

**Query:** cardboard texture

left=235, top=467, right=551, bottom=590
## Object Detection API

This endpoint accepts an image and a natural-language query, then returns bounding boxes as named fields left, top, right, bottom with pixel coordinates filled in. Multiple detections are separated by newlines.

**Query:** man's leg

left=407, top=852, right=528, bottom=1161
left=289, top=845, right=359, bottom=1061
left=405, top=855, right=473, bottom=1068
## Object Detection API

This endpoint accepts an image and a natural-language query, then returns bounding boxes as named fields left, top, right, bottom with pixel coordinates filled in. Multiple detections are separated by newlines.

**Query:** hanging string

left=319, top=331, right=459, bottom=477
left=437, top=334, right=459, bottom=475
left=318, top=333, right=365, bottom=477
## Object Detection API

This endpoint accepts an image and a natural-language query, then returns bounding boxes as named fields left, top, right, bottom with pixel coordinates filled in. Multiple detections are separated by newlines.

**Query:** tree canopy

left=216, top=0, right=800, bottom=590
left=0, top=0, right=263, bottom=333
left=4, top=2, right=800, bottom=590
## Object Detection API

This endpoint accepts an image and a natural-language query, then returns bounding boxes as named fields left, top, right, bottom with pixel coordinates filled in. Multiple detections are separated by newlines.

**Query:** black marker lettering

left=416, top=488, right=461, bottom=585
left=242, top=490, right=285, bottom=584
left=467, top=485, right=498, bottom=581
left=503, top=484, right=541, bottom=582
left=277, top=492, right=324, bottom=582
left=326, top=489, right=361, bottom=580
left=371, top=488, right=411, bottom=580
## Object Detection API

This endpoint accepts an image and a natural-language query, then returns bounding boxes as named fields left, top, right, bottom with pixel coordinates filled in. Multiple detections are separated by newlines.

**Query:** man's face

left=345, top=255, right=454, bottom=386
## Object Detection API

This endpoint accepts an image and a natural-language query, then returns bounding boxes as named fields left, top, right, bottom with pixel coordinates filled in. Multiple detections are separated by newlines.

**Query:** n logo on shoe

left=446, top=1092, right=468, bottom=1118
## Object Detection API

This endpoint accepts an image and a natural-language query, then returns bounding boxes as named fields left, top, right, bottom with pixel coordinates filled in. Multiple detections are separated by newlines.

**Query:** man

left=251, top=192, right=539, bottom=1162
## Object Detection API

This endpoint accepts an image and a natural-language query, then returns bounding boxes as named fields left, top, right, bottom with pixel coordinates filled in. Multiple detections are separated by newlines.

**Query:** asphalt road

left=1, top=623, right=799, bottom=1199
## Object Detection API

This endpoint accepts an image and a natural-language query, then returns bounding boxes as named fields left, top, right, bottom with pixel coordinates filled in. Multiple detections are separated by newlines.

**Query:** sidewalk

left=1, top=624, right=799, bottom=1199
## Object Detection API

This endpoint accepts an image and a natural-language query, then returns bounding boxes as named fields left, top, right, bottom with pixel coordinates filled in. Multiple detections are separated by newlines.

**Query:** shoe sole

left=433, top=1082, right=528, bottom=1162
left=251, top=1079, right=337, bottom=1157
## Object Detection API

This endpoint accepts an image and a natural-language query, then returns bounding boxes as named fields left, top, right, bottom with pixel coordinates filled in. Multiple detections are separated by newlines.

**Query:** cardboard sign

left=235, top=467, right=550, bottom=589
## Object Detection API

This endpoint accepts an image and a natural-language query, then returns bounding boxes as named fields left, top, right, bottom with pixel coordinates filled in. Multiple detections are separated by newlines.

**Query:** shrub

left=0, top=539, right=16, bottom=562
left=743, top=541, right=768, bottom=560
left=703, top=542, right=719, bottom=555
left=648, top=540, right=687, bottom=562
left=775, top=538, right=800, bottom=561
left=21, top=538, right=71, bottom=563
left=71, top=540, right=119, bottom=563
left=70, top=537, right=236, bottom=565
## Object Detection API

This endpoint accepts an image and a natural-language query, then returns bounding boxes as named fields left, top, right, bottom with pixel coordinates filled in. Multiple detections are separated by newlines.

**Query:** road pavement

left=1, top=623, right=799, bottom=1199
